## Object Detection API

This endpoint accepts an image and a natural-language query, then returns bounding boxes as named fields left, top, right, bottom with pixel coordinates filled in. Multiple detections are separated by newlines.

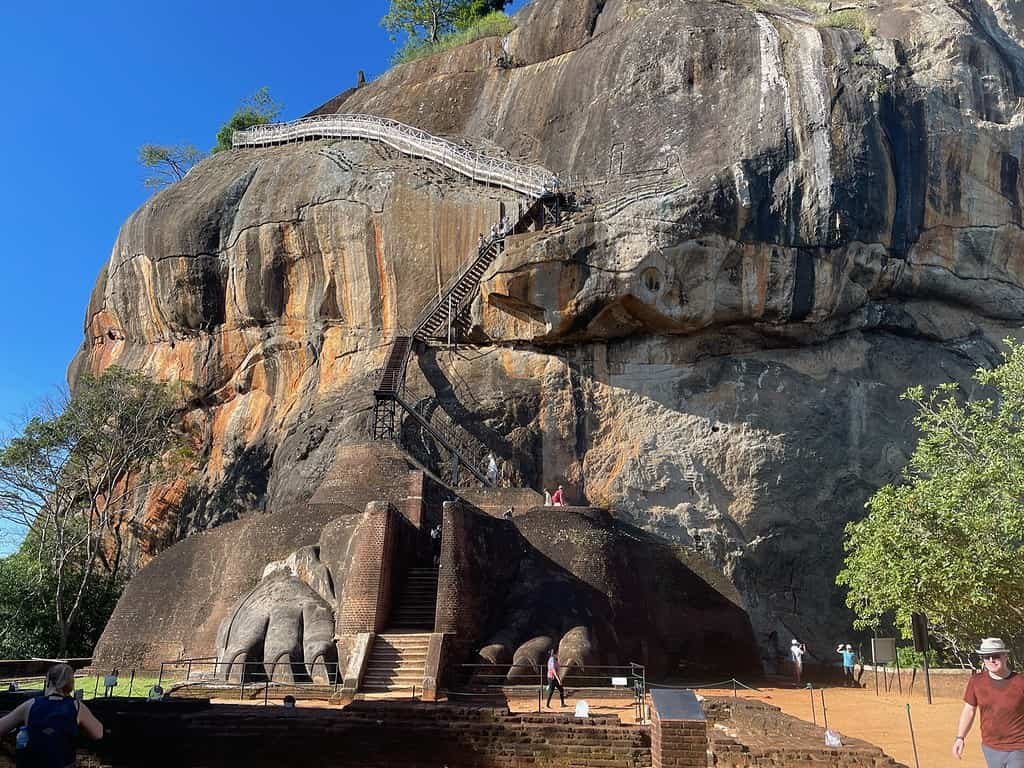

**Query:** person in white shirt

left=790, top=639, right=806, bottom=687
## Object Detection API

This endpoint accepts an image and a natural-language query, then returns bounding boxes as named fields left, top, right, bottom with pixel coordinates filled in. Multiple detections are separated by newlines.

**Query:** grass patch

left=393, top=12, right=516, bottom=65
left=75, top=674, right=161, bottom=700
left=816, top=9, right=875, bottom=37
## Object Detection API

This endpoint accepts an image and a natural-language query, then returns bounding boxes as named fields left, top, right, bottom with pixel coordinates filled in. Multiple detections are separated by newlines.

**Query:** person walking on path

left=954, top=637, right=1024, bottom=765
left=836, top=644, right=856, bottom=687
left=0, top=663, right=103, bottom=767
left=790, top=639, right=806, bottom=688
left=551, top=485, right=565, bottom=507
left=546, top=649, right=566, bottom=708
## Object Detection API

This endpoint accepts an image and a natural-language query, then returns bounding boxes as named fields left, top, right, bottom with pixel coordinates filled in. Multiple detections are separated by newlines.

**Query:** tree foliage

left=0, top=545, right=123, bottom=658
left=0, top=367, right=191, bottom=654
left=382, top=0, right=507, bottom=45
left=837, top=340, right=1024, bottom=660
left=212, top=87, right=282, bottom=153
left=138, top=144, right=205, bottom=189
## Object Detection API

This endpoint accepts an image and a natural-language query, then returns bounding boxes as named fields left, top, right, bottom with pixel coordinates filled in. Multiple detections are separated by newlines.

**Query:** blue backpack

left=16, top=695, right=78, bottom=768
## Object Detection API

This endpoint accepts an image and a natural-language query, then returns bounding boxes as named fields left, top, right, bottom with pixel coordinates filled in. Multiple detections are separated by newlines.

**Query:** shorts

left=983, top=745, right=1024, bottom=768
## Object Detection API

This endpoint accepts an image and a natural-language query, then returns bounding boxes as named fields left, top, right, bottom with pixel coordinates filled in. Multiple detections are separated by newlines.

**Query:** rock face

left=79, top=0, right=1024, bottom=662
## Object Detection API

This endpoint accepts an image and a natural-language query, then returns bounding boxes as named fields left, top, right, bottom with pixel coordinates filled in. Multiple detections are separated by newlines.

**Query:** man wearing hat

left=954, top=638, right=1024, bottom=765
left=836, top=643, right=857, bottom=687
left=790, top=639, right=806, bottom=687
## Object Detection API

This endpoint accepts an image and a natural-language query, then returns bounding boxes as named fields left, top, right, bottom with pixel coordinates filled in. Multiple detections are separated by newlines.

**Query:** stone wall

left=92, top=503, right=346, bottom=670
left=860, top=665, right=973, bottom=700
left=435, top=501, right=517, bottom=655
left=47, top=699, right=653, bottom=768
left=703, top=697, right=906, bottom=767
left=337, top=502, right=415, bottom=635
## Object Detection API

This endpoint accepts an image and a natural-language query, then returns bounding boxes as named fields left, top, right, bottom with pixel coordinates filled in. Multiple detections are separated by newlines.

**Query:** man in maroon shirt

left=954, top=638, right=1024, bottom=766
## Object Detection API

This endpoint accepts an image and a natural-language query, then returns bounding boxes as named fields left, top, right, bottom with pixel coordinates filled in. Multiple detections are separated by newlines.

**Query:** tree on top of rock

left=138, top=143, right=205, bottom=190
left=837, top=340, right=1024, bottom=661
left=212, top=87, right=283, bottom=153
left=382, top=0, right=507, bottom=44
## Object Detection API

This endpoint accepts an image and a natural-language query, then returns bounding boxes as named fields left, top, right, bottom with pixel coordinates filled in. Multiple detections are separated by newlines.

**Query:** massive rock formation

left=81, top=0, right=1024, bottom=665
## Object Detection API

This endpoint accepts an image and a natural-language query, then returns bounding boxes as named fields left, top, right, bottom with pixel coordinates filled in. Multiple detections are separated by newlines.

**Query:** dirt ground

left=701, top=684, right=981, bottom=768
left=216, top=684, right=983, bottom=767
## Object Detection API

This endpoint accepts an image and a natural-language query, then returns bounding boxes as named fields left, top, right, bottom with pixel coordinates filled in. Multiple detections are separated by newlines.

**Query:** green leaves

left=382, top=0, right=508, bottom=49
left=212, top=87, right=282, bottom=153
left=838, top=339, right=1024, bottom=658
left=0, top=367, right=191, bottom=654
left=138, top=144, right=205, bottom=189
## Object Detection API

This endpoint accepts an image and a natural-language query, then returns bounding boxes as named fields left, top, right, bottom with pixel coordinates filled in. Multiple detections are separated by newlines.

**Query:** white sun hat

left=977, top=638, right=1011, bottom=656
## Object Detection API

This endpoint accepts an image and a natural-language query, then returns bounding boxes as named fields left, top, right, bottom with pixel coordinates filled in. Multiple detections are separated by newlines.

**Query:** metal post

left=820, top=689, right=829, bottom=731
left=874, top=662, right=879, bottom=696
left=158, top=663, right=164, bottom=690
left=906, top=704, right=921, bottom=768
left=447, top=293, right=452, bottom=346
left=538, top=674, right=542, bottom=713
left=128, top=670, right=135, bottom=698
left=265, top=681, right=269, bottom=707
left=733, top=679, right=737, bottom=699
left=922, top=650, right=933, bottom=705
left=809, top=683, right=816, bottom=725
left=187, top=660, right=192, bottom=682
left=895, top=651, right=903, bottom=695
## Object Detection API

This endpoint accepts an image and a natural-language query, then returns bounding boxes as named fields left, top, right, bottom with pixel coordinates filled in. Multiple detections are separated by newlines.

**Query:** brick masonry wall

left=703, top=697, right=907, bottom=768
left=434, top=502, right=518, bottom=656
left=651, top=715, right=707, bottom=768
left=39, top=700, right=653, bottom=768
left=338, top=502, right=397, bottom=634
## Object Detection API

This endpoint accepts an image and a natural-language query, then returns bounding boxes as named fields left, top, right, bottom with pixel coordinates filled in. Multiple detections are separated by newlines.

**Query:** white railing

left=233, top=113, right=556, bottom=197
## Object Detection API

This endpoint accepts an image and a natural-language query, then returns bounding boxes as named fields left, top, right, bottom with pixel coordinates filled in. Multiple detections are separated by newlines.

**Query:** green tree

left=837, top=340, right=1024, bottom=661
left=383, top=0, right=506, bottom=45
left=453, top=0, right=508, bottom=29
left=0, top=367, right=191, bottom=654
left=138, top=144, right=205, bottom=189
left=212, top=87, right=282, bottom=153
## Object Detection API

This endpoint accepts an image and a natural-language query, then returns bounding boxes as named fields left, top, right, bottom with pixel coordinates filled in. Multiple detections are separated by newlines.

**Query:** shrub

left=816, top=9, right=875, bottom=38
left=393, top=11, right=516, bottom=65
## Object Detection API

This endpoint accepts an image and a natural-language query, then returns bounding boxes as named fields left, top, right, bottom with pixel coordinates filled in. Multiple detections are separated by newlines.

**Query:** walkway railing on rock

left=232, top=113, right=555, bottom=197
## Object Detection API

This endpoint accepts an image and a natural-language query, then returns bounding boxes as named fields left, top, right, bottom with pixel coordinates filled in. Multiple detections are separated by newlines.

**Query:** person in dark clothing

left=0, top=663, right=103, bottom=767
left=546, top=649, right=566, bottom=708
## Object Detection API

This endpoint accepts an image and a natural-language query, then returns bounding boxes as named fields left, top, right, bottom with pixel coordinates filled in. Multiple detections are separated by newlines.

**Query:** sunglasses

left=982, top=654, right=1007, bottom=661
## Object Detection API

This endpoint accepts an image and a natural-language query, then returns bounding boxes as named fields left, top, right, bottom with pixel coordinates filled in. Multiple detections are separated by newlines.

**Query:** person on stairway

left=486, top=452, right=499, bottom=485
left=543, top=488, right=552, bottom=506
left=430, top=524, right=441, bottom=566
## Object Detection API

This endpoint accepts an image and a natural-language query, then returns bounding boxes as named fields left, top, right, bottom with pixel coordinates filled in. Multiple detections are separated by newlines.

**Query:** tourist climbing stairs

left=389, top=567, right=439, bottom=630
left=360, top=633, right=432, bottom=695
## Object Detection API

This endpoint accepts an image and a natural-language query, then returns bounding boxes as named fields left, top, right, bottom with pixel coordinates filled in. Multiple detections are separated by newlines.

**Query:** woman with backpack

left=0, top=663, right=103, bottom=767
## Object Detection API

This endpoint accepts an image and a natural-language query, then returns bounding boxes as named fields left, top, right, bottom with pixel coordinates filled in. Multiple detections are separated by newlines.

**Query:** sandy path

left=709, top=685, right=983, bottom=768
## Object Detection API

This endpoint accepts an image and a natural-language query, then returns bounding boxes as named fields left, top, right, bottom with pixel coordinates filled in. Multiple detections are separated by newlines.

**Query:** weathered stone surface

left=82, top=0, right=1024, bottom=664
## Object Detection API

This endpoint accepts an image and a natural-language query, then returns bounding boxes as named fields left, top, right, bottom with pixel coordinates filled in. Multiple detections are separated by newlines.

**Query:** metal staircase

left=236, top=111, right=566, bottom=488
left=369, top=194, right=563, bottom=486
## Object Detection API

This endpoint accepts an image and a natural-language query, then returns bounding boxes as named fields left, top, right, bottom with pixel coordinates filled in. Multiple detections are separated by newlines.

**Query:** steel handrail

left=233, top=112, right=555, bottom=197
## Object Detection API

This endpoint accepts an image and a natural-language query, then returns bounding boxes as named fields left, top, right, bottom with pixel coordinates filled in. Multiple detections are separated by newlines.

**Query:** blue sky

left=0, top=0, right=527, bottom=553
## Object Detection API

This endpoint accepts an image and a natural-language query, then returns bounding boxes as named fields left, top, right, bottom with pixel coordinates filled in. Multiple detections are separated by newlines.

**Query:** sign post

left=911, top=613, right=933, bottom=705
left=871, top=638, right=896, bottom=697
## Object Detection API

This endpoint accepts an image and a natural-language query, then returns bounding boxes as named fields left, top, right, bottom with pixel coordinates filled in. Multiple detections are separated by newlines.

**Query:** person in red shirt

left=550, top=485, right=565, bottom=507
left=954, top=637, right=1024, bottom=765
